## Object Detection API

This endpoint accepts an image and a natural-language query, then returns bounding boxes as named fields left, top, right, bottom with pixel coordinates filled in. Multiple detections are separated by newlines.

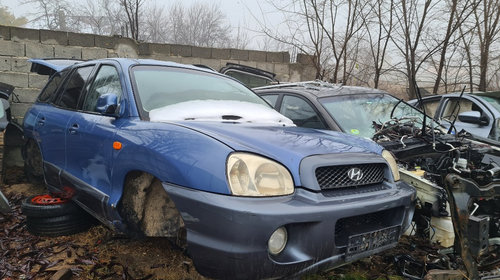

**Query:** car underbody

left=374, top=118, right=500, bottom=279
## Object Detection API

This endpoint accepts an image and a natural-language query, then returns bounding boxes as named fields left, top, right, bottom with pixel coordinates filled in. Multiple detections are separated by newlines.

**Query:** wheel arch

left=114, top=169, right=187, bottom=245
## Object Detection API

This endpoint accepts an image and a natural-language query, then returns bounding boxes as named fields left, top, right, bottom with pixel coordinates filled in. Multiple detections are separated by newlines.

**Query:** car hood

left=171, top=121, right=384, bottom=186
left=149, top=100, right=294, bottom=126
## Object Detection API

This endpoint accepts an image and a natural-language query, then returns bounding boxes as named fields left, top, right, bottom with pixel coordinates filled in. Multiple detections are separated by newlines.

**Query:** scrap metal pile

left=373, top=115, right=500, bottom=279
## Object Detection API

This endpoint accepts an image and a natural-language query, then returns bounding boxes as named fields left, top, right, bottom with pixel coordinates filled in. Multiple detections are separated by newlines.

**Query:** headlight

left=227, top=153, right=294, bottom=196
left=382, top=150, right=400, bottom=181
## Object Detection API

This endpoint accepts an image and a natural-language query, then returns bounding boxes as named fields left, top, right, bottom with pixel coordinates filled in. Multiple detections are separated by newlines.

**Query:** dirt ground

left=0, top=167, right=456, bottom=280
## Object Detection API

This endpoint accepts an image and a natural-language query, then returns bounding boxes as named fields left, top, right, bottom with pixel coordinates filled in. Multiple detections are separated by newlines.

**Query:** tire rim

left=31, top=194, right=68, bottom=205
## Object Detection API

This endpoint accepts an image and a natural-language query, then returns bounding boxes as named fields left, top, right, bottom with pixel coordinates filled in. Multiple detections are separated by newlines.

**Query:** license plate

left=345, top=225, right=400, bottom=261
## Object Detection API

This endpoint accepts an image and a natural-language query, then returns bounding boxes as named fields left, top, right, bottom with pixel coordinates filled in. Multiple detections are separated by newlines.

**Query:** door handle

left=68, top=123, right=79, bottom=135
left=37, top=117, right=45, bottom=126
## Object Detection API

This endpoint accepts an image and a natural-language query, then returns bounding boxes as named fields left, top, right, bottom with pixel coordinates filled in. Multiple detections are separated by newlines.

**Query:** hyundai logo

left=347, top=167, right=363, bottom=181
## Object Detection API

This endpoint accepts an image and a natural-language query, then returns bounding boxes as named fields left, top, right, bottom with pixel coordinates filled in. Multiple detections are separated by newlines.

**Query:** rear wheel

left=24, top=140, right=44, bottom=184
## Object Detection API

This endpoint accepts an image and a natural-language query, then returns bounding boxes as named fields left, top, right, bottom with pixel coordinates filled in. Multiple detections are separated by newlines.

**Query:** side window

left=441, top=98, right=480, bottom=121
left=280, top=95, right=326, bottom=129
left=418, top=99, right=441, bottom=117
left=83, top=65, right=123, bottom=112
left=56, top=66, right=94, bottom=110
left=38, top=70, right=68, bottom=103
left=261, top=94, right=279, bottom=108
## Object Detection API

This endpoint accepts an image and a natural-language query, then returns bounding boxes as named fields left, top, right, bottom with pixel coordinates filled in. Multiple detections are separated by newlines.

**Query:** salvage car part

left=26, top=213, right=94, bottom=236
left=21, top=58, right=416, bottom=279
left=254, top=81, right=500, bottom=279
left=21, top=194, right=79, bottom=218
left=22, top=193, right=95, bottom=236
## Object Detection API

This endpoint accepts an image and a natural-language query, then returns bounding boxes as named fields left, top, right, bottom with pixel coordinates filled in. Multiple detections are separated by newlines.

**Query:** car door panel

left=62, top=64, right=125, bottom=219
left=62, top=112, right=120, bottom=218
left=36, top=106, right=74, bottom=188
left=437, top=96, right=493, bottom=138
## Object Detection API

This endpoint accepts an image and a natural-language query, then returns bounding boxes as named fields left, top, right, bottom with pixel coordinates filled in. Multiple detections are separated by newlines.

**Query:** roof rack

left=254, top=80, right=342, bottom=91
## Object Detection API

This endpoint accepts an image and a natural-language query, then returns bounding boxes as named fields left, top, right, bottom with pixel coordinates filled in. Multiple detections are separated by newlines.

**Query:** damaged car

left=409, top=91, right=500, bottom=142
left=255, top=81, right=500, bottom=279
left=21, top=59, right=415, bottom=279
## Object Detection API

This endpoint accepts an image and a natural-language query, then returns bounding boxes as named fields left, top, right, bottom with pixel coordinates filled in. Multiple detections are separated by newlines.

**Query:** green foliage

left=0, top=6, right=27, bottom=27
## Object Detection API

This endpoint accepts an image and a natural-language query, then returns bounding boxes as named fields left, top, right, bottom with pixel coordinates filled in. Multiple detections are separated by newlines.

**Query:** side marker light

left=113, top=141, right=122, bottom=150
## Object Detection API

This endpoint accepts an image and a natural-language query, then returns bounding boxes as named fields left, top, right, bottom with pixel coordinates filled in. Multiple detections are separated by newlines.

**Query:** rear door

left=36, top=65, right=94, bottom=189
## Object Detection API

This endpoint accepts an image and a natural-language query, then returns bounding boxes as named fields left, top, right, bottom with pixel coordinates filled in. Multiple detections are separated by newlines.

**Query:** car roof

left=254, top=81, right=389, bottom=98
left=29, top=58, right=219, bottom=76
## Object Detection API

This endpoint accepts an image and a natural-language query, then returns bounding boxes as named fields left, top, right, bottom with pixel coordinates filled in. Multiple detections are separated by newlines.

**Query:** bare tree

left=75, top=0, right=124, bottom=35
left=141, top=2, right=167, bottom=43
left=254, top=0, right=328, bottom=79
left=119, top=0, right=145, bottom=40
left=22, top=0, right=78, bottom=31
left=164, top=2, right=231, bottom=48
left=474, top=0, right=500, bottom=91
left=361, top=0, right=394, bottom=88
left=391, top=0, right=441, bottom=99
left=310, top=0, right=368, bottom=83
left=432, top=0, right=478, bottom=94
left=231, top=24, right=251, bottom=50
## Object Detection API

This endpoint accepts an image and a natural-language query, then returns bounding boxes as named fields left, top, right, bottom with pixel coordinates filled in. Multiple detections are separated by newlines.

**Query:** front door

left=62, top=65, right=125, bottom=218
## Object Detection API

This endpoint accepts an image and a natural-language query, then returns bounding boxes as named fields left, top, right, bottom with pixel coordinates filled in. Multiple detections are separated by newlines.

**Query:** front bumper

left=163, top=181, right=415, bottom=279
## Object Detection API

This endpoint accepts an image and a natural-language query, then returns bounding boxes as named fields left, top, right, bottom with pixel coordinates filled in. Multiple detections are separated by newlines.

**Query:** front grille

left=315, top=163, right=385, bottom=190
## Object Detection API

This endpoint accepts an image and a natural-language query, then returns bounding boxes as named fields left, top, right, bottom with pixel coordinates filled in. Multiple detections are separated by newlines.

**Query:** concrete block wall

left=0, top=25, right=316, bottom=122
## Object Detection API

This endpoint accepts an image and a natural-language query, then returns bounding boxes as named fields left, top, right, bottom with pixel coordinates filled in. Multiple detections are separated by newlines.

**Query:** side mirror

left=458, top=111, right=489, bottom=126
left=96, top=93, right=119, bottom=116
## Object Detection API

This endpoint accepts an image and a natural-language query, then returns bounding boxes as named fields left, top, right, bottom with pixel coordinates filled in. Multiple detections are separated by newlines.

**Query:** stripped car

left=21, top=59, right=415, bottom=279
left=255, top=81, right=500, bottom=279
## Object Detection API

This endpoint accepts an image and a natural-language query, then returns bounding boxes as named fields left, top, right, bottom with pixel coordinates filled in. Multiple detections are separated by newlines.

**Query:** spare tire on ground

left=21, top=194, right=80, bottom=218
left=21, top=194, right=95, bottom=236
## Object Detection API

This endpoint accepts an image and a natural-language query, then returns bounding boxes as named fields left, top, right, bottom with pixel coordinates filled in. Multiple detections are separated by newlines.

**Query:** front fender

left=108, top=121, right=234, bottom=206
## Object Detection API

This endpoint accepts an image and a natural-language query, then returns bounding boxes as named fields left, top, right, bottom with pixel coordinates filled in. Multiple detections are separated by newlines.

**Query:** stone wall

left=0, top=25, right=316, bottom=122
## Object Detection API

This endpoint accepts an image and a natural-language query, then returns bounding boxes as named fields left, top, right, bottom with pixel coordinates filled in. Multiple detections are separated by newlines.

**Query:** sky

left=0, top=0, right=285, bottom=49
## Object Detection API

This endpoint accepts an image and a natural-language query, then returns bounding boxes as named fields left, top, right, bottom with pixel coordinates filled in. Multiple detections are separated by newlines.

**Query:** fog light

left=268, top=227, right=287, bottom=255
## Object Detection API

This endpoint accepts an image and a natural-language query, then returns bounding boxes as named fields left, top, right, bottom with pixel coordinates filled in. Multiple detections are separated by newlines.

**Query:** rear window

left=38, top=70, right=68, bottom=103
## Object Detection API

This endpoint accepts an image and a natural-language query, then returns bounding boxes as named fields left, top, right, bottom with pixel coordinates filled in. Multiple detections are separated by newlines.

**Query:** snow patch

left=149, top=100, right=295, bottom=126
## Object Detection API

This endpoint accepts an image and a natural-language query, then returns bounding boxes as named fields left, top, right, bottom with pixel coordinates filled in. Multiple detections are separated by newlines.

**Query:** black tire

left=26, top=214, right=94, bottom=237
left=21, top=195, right=81, bottom=218
left=24, top=140, right=44, bottom=184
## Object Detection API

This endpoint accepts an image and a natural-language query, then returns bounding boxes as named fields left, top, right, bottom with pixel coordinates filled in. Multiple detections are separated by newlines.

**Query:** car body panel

left=23, top=60, right=416, bottom=279
left=164, top=180, right=415, bottom=279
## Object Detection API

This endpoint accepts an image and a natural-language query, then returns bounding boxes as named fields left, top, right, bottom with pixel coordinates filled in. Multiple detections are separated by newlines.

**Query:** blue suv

left=23, top=58, right=415, bottom=279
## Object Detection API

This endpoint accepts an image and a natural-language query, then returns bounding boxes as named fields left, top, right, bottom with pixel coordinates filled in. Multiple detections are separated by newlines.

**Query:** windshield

left=319, top=93, right=426, bottom=138
left=131, top=65, right=293, bottom=125
left=131, top=65, right=270, bottom=112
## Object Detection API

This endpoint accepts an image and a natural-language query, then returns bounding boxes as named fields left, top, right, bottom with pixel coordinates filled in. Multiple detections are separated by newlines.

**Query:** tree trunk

left=478, top=44, right=490, bottom=91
